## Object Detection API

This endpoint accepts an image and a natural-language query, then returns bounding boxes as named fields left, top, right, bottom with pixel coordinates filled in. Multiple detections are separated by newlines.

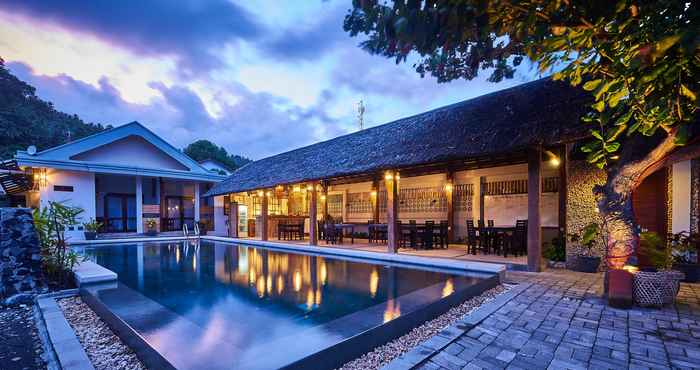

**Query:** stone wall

left=1, top=207, right=46, bottom=305
left=566, top=160, right=607, bottom=259
left=692, top=158, right=700, bottom=234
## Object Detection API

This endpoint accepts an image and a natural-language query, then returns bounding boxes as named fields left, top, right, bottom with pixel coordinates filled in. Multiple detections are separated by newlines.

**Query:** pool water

left=79, top=240, right=491, bottom=369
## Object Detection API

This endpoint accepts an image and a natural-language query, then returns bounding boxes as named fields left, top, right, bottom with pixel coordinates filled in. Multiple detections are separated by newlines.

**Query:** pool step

left=72, top=261, right=117, bottom=286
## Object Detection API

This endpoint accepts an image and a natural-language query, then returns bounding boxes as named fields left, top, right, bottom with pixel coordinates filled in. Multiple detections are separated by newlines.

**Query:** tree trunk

left=595, top=129, right=681, bottom=270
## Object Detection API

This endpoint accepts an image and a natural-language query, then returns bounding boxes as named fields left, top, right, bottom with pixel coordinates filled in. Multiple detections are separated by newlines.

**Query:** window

left=53, top=185, right=74, bottom=192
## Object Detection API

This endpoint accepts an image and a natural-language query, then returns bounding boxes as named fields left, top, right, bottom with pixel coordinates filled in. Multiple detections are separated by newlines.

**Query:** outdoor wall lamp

left=31, top=167, right=47, bottom=189
left=257, top=190, right=264, bottom=197
left=444, top=183, right=453, bottom=192
left=545, top=150, right=560, bottom=167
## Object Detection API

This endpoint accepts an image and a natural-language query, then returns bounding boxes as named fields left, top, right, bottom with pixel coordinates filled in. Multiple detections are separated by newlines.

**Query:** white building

left=198, top=159, right=234, bottom=176
left=12, top=122, right=228, bottom=238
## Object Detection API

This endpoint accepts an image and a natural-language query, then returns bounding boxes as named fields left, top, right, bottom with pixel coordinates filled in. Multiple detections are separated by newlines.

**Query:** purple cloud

left=1, top=0, right=261, bottom=74
left=260, top=5, right=349, bottom=62
left=8, top=62, right=349, bottom=159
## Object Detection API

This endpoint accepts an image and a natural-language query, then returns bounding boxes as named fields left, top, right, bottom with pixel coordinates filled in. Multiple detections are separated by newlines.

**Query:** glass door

left=238, top=205, right=248, bottom=235
left=104, top=194, right=136, bottom=232
left=166, top=197, right=182, bottom=231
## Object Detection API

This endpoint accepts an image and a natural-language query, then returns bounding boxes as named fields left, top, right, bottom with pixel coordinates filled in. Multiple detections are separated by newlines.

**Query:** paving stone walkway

left=417, top=270, right=700, bottom=370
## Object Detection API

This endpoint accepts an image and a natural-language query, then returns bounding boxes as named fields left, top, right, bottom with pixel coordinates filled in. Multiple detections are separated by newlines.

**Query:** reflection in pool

left=79, top=240, right=489, bottom=369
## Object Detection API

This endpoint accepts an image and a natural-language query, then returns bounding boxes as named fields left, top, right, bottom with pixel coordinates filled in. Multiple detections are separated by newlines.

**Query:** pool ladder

left=182, top=223, right=201, bottom=240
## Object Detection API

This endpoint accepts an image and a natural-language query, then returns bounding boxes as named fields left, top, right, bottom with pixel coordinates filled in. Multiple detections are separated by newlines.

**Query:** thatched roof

left=206, top=78, right=591, bottom=197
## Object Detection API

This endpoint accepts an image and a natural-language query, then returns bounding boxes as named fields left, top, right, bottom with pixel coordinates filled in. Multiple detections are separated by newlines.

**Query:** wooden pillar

left=558, top=144, right=569, bottom=237
left=159, top=177, right=165, bottom=232
left=371, top=178, right=380, bottom=223
left=135, top=176, right=143, bottom=233
left=194, top=182, right=200, bottom=223
left=528, top=146, right=543, bottom=272
left=309, top=184, right=318, bottom=246
left=385, top=171, right=399, bottom=253
left=479, top=176, right=486, bottom=222
left=446, top=170, right=455, bottom=242
left=260, top=193, right=269, bottom=241
left=322, top=183, right=329, bottom=220
left=228, top=201, right=239, bottom=238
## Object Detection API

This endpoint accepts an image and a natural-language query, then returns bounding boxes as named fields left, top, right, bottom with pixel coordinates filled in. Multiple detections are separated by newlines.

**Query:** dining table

left=333, top=223, right=356, bottom=243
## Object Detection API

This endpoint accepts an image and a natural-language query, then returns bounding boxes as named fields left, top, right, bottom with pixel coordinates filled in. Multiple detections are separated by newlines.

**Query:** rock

left=0, top=208, right=46, bottom=302
left=3, top=293, right=34, bottom=306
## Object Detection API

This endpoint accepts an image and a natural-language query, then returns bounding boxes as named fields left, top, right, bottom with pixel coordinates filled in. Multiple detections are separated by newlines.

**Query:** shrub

left=33, top=201, right=85, bottom=288
left=543, top=235, right=566, bottom=262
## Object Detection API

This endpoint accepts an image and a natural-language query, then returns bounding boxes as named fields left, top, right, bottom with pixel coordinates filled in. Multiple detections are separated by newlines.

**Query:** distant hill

left=184, top=140, right=251, bottom=174
left=0, top=58, right=250, bottom=169
left=0, top=58, right=108, bottom=159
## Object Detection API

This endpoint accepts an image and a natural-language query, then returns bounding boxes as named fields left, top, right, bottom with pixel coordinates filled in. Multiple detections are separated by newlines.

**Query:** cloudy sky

left=0, top=0, right=538, bottom=159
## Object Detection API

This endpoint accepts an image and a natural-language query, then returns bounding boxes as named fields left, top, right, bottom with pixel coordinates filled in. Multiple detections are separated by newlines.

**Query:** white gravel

left=57, top=296, right=146, bottom=370
left=338, top=284, right=512, bottom=370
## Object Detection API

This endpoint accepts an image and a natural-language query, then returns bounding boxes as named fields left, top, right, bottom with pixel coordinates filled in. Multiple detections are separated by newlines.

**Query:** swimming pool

left=77, top=240, right=498, bottom=369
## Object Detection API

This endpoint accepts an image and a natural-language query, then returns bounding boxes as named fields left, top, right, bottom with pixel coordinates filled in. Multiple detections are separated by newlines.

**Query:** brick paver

left=417, top=270, right=700, bottom=370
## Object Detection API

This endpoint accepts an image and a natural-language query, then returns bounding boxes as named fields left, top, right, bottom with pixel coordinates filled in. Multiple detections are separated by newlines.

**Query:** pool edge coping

left=35, top=290, right=96, bottom=370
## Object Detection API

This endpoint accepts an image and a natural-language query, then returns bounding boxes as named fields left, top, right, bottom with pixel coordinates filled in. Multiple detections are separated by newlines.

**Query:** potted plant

left=543, top=234, right=566, bottom=269
left=145, top=219, right=158, bottom=236
left=567, top=222, right=602, bottom=273
left=82, top=218, right=101, bottom=240
left=671, top=231, right=699, bottom=283
left=633, top=232, right=684, bottom=307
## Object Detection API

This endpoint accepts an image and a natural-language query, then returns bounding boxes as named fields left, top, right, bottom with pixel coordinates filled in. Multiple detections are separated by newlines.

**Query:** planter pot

left=633, top=270, right=684, bottom=307
left=145, top=230, right=158, bottom=237
left=84, top=231, right=97, bottom=240
left=673, top=263, right=700, bottom=283
left=569, top=255, right=601, bottom=273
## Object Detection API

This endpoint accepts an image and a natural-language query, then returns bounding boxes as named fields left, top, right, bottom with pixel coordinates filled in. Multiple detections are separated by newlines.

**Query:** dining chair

left=477, top=220, right=489, bottom=254
left=438, top=220, right=449, bottom=248
left=408, top=220, right=418, bottom=248
left=466, top=220, right=479, bottom=254
left=511, top=219, right=528, bottom=256
left=324, top=221, right=338, bottom=244
left=422, top=221, right=434, bottom=249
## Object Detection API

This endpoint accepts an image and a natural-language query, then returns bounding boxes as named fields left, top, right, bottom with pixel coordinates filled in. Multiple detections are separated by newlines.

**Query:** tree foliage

left=183, top=139, right=251, bottom=173
left=344, top=0, right=699, bottom=168
left=0, top=57, right=108, bottom=159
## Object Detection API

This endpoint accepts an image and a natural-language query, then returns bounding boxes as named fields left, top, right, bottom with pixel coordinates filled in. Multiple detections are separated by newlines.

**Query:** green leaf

left=591, top=130, right=604, bottom=140
left=587, top=150, right=606, bottom=163
left=680, top=84, right=697, bottom=101
left=614, top=110, right=633, bottom=126
left=592, top=100, right=605, bottom=112
left=651, top=35, right=681, bottom=61
left=608, top=87, right=628, bottom=108
left=605, top=142, right=620, bottom=152
left=674, top=126, right=688, bottom=146
left=583, top=79, right=602, bottom=91
left=606, top=125, right=626, bottom=142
